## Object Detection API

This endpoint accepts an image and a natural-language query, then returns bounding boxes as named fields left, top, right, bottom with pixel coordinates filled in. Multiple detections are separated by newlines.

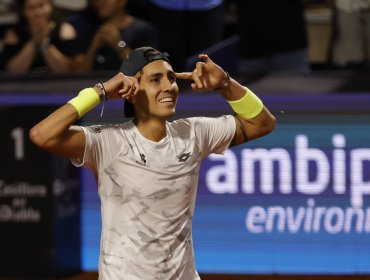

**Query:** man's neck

left=134, top=119, right=167, bottom=142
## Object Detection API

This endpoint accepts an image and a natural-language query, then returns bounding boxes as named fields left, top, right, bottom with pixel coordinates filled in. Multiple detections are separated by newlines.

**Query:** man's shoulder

left=83, top=121, right=133, bottom=134
left=171, top=116, right=233, bottom=127
left=169, top=116, right=219, bottom=135
left=170, top=117, right=200, bottom=128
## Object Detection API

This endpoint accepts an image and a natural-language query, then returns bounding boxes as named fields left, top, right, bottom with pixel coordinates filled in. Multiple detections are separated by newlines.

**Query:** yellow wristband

left=67, top=88, right=100, bottom=117
left=227, top=88, right=264, bottom=119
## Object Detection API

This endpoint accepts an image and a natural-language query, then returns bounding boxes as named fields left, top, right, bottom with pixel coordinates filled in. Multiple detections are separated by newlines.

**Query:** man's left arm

left=175, top=54, right=276, bottom=147
left=219, top=76, right=276, bottom=146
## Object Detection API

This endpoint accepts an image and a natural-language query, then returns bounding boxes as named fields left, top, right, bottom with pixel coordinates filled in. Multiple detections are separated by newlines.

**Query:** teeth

left=159, top=97, right=173, bottom=103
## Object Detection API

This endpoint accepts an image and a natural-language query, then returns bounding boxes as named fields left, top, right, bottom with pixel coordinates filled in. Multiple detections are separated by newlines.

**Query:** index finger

left=198, top=54, right=212, bottom=63
left=175, top=72, right=193, bottom=80
left=132, top=78, right=140, bottom=96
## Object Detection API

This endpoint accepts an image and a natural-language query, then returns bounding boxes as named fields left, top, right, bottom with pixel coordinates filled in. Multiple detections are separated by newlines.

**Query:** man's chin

left=160, top=109, right=176, bottom=119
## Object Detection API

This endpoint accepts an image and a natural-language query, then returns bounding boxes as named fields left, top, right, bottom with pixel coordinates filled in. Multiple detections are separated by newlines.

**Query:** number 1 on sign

left=11, top=127, right=24, bottom=160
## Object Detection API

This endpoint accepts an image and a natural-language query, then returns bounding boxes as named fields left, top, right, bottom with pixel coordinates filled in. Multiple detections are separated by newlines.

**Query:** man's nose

left=162, top=79, right=175, bottom=91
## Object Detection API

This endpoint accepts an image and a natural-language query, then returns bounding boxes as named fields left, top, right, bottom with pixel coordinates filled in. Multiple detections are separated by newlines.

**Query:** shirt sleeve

left=71, top=125, right=126, bottom=173
left=189, top=115, right=236, bottom=158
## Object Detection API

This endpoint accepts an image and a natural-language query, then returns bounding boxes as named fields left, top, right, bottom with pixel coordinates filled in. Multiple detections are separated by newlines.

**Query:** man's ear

left=126, top=73, right=142, bottom=104
left=126, top=88, right=142, bottom=104
left=135, top=71, right=142, bottom=81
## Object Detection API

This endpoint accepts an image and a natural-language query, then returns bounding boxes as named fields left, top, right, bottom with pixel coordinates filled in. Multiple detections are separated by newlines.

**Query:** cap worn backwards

left=120, top=47, right=170, bottom=118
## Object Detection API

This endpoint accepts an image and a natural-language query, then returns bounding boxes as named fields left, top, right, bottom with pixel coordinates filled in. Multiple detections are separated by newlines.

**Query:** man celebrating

left=30, top=47, right=276, bottom=279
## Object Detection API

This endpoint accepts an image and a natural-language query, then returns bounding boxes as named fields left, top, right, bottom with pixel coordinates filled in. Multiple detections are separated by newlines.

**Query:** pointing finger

left=199, top=54, right=212, bottom=63
left=196, top=62, right=205, bottom=76
left=132, top=79, right=140, bottom=96
left=192, top=70, right=203, bottom=89
left=175, top=72, right=193, bottom=80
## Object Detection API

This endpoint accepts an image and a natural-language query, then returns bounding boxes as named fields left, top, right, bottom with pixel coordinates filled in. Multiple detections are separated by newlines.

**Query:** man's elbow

left=29, top=125, right=48, bottom=149
left=259, top=114, right=277, bottom=137
left=267, top=114, right=277, bottom=133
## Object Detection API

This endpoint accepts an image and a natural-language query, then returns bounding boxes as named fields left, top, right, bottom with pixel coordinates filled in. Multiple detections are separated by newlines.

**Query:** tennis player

left=30, top=46, right=276, bottom=279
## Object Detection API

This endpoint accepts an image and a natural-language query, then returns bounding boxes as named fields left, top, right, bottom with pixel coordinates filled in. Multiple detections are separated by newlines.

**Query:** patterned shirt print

left=77, top=116, right=236, bottom=280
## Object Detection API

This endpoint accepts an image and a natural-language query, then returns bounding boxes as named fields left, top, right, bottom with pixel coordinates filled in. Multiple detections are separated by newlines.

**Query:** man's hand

left=175, top=54, right=228, bottom=91
left=102, top=72, right=139, bottom=100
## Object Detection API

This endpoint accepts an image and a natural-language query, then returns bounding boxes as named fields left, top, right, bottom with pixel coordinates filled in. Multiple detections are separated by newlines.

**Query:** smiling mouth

left=159, top=97, right=175, bottom=103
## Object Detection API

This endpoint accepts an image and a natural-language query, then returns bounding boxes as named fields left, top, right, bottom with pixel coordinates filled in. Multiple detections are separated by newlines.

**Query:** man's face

left=133, top=60, right=179, bottom=120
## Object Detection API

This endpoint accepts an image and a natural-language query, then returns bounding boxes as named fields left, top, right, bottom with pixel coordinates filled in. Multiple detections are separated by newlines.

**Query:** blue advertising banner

left=80, top=112, right=370, bottom=274
left=194, top=114, right=370, bottom=274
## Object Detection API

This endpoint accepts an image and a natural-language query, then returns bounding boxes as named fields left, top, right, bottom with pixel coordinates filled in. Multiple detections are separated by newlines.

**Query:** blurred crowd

left=0, top=0, right=369, bottom=75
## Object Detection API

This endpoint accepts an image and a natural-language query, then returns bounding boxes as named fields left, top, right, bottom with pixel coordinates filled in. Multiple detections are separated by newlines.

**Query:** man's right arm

left=29, top=102, right=86, bottom=161
left=29, top=72, right=139, bottom=161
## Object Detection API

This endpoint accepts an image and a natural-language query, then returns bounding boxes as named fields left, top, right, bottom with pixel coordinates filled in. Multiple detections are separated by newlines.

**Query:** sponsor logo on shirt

left=92, top=126, right=101, bottom=133
left=178, top=152, right=191, bottom=162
